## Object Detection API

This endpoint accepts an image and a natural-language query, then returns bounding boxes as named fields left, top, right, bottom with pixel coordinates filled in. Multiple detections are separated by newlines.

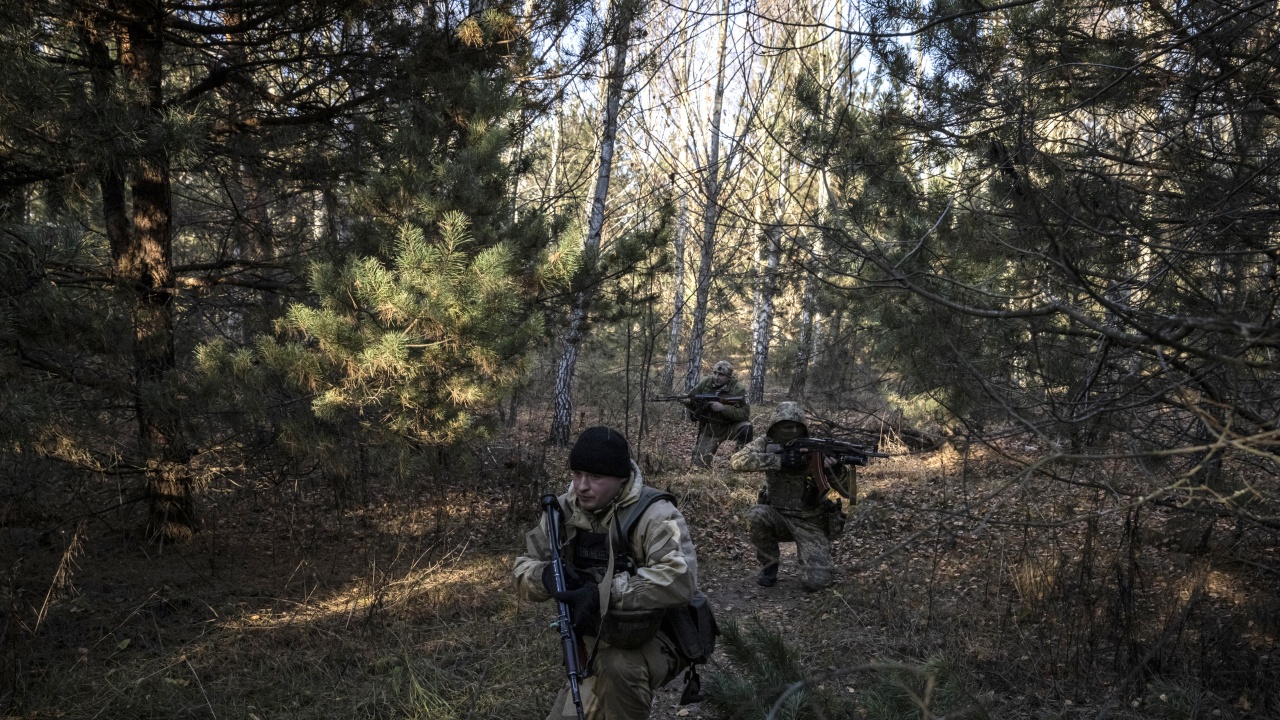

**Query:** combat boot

left=756, top=563, right=778, bottom=587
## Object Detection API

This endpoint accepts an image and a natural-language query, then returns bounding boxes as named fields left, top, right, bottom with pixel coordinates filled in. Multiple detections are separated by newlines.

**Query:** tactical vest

left=568, top=486, right=676, bottom=648
left=764, top=470, right=824, bottom=516
left=569, top=486, right=674, bottom=578
left=566, top=486, right=719, bottom=663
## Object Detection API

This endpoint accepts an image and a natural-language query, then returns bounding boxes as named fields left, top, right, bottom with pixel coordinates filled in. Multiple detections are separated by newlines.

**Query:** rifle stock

left=541, top=494, right=587, bottom=720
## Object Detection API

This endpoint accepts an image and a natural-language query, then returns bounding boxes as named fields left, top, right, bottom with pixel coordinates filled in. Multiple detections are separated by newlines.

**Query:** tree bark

left=549, top=0, right=635, bottom=445
left=661, top=179, right=689, bottom=392
left=116, top=0, right=195, bottom=541
left=789, top=242, right=817, bottom=399
left=750, top=224, right=782, bottom=403
left=683, top=0, right=730, bottom=390
left=659, top=1, right=695, bottom=393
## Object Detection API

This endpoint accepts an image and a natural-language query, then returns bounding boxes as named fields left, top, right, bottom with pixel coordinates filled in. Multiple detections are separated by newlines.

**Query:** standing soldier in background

left=729, top=402, right=854, bottom=591
left=513, top=426, right=708, bottom=719
left=683, top=360, right=752, bottom=469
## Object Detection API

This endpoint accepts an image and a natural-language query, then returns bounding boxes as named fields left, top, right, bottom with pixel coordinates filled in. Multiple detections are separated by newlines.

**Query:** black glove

left=780, top=446, right=807, bottom=470
left=541, top=562, right=586, bottom=596
left=551, top=584, right=601, bottom=637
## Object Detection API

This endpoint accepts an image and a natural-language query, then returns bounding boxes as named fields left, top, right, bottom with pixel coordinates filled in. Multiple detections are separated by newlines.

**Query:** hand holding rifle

left=650, top=393, right=745, bottom=419
left=766, top=436, right=888, bottom=493
left=540, top=494, right=587, bottom=720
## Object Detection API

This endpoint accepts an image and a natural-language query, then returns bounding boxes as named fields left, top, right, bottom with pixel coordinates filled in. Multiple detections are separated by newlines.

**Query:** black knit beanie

left=568, top=426, right=632, bottom=479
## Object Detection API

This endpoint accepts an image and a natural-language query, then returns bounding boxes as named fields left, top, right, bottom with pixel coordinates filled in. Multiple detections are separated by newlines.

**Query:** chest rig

left=565, top=486, right=675, bottom=649
left=764, top=469, right=824, bottom=515
left=568, top=486, right=674, bottom=580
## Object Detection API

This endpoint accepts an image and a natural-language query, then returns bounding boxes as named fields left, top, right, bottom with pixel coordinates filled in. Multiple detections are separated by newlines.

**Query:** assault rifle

left=767, top=436, right=888, bottom=494
left=785, top=436, right=887, bottom=467
left=650, top=393, right=746, bottom=421
left=541, top=494, right=587, bottom=720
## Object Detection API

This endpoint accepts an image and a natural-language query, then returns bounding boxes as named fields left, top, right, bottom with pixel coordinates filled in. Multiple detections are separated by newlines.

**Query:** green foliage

left=230, top=212, right=548, bottom=447
left=858, top=656, right=988, bottom=720
left=703, top=618, right=847, bottom=720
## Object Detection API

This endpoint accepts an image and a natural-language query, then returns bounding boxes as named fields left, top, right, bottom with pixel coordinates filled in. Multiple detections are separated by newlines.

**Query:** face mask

left=771, top=423, right=803, bottom=442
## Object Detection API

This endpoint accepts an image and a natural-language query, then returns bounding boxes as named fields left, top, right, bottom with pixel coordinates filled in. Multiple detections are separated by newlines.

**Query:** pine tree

left=222, top=212, right=557, bottom=451
left=1, top=0, right=581, bottom=536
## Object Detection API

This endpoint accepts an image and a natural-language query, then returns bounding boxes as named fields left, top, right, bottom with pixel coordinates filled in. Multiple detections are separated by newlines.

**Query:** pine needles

left=703, top=618, right=847, bottom=720
left=704, top=618, right=990, bottom=720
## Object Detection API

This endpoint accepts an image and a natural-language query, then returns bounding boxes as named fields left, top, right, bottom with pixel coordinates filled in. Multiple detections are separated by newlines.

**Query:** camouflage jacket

left=729, top=403, right=851, bottom=518
left=512, top=462, right=698, bottom=614
left=686, top=376, right=750, bottom=427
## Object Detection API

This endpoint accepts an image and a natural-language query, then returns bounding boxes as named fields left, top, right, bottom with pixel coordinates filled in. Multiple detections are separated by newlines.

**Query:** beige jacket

left=512, top=462, right=698, bottom=613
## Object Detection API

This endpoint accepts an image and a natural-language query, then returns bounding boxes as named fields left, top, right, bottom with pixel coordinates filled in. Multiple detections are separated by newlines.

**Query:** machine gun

left=650, top=393, right=746, bottom=421
left=541, top=495, right=587, bottom=720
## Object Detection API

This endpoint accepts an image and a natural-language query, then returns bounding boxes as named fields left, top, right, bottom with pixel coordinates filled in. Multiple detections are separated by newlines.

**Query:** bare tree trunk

left=789, top=240, right=817, bottom=399
left=750, top=225, right=782, bottom=403
left=661, top=189, right=688, bottom=392
left=549, top=0, right=636, bottom=445
left=749, top=144, right=790, bottom=403
left=683, top=0, right=730, bottom=390
left=117, top=1, right=195, bottom=541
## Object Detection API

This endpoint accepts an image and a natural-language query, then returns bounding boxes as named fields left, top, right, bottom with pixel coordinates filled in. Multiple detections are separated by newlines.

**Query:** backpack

left=616, top=488, right=719, bottom=681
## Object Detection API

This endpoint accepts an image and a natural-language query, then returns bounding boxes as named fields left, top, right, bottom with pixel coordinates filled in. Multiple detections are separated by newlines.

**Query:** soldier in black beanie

left=567, top=426, right=632, bottom=483
left=513, top=426, right=714, bottom=719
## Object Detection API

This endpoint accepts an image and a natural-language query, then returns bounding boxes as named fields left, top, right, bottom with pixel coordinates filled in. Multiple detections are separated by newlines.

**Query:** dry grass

left=2, top=467, right=563, bottom=720
left=3, top=412, right=1278, bottom=720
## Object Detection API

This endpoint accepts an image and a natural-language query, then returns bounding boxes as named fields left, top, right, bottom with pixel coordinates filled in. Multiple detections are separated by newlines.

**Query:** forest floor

left=3, top=402, right=1277, bottom=719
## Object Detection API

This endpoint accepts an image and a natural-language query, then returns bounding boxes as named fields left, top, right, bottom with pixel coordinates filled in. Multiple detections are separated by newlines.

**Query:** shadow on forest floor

left=3, top=404, right=1278, bottom=719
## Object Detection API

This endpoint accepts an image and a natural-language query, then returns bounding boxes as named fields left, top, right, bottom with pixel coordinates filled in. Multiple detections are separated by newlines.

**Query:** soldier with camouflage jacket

left=729, top=402, right=854, bottom=591
left=683, top=360, right=752, bottom=469
left=513, top=427, right=703, bottom=719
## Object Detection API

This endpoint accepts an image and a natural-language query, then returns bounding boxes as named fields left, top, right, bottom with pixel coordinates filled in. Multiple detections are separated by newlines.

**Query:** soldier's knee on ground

left=800, top=567, right=833, bottom=592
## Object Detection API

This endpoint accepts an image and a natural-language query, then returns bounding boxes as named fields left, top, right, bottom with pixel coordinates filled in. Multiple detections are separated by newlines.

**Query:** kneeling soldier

left=514, top=426, right=707, bottom=719
left=730, top=402, right=854, bottom=591
left=683, top=360, right=752, bottom=469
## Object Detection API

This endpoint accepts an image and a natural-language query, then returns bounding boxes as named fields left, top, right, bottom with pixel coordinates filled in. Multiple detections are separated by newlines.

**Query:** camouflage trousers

left=745, top=505, right=834, bottom=591
left=691, top=420, right=753, bottom=469
left=545, top=633, right=685, bottom=720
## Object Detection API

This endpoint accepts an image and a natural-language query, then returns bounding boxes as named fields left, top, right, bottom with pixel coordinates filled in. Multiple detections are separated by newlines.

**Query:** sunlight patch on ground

left=220, top=545, right=513, bottom=631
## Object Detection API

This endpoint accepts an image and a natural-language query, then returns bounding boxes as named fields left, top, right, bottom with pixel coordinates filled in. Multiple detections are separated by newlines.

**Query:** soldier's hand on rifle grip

left=541, top=562, right=586, bottom=596
left=551, top=585, right=600, bottom=636
left=780, top=446, right=807, bottom=470
left=709, top=401, right=725, bottom=413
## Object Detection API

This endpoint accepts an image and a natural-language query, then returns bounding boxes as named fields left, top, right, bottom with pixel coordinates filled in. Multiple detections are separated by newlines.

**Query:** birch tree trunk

left=661, top=187, right=688, bottom=392
left=659, top=2, right=697, bottom=392
left=683, top=0, right=730, bottom=390
left=749, top=220, right=782, bottom=403
left=788, top=232, right=817, bottom=398
left=548, top=0, right=636, bottom=445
